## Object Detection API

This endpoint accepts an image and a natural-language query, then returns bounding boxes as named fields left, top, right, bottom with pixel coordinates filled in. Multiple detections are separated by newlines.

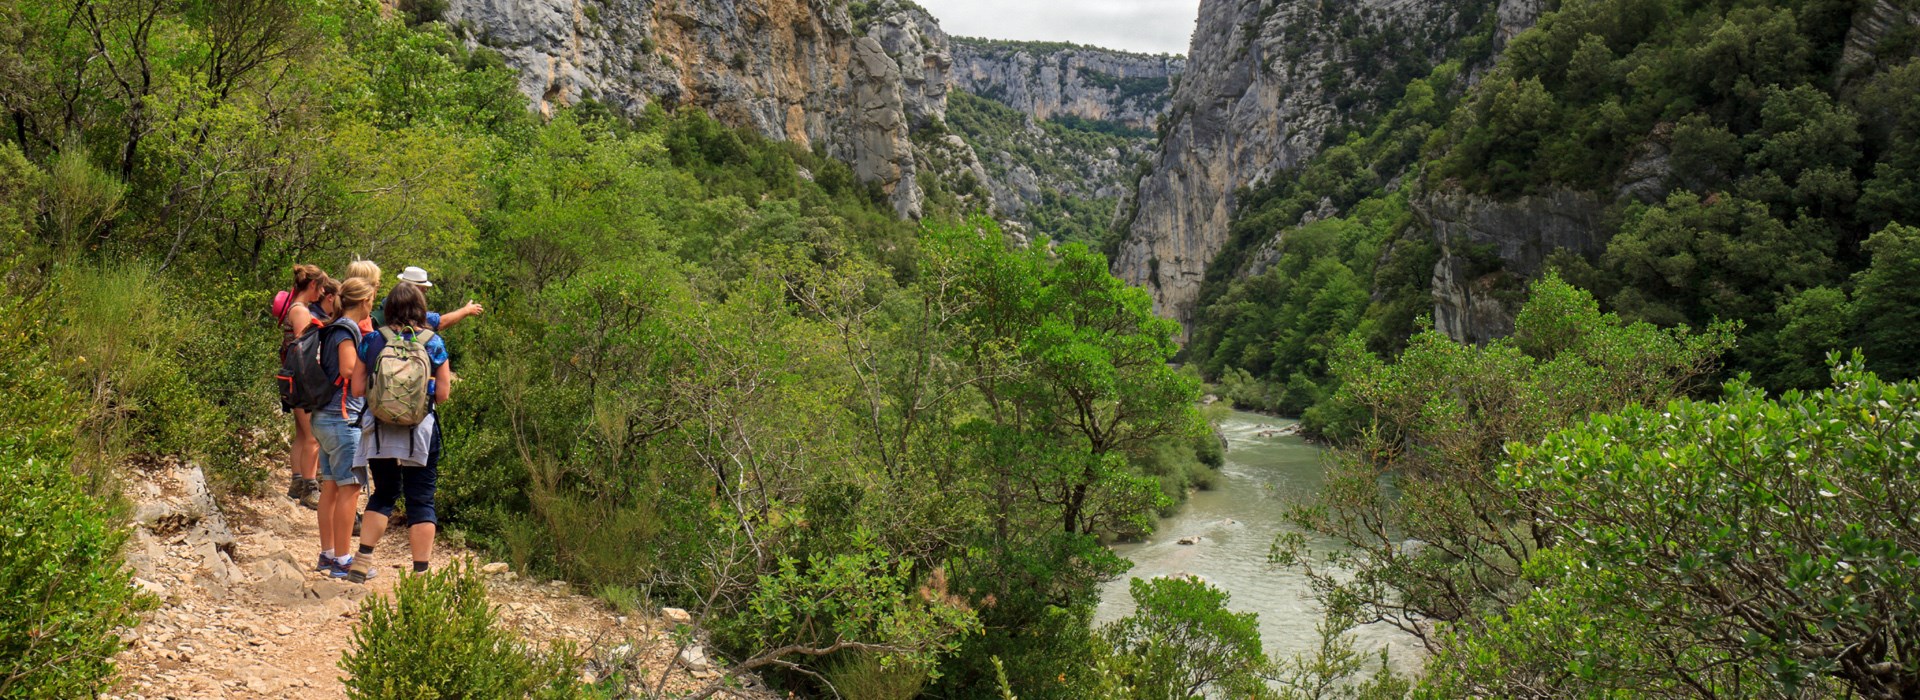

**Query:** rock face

left=1112, top=0, right=1546, bottom=334
left=446, top=0, right=977, bottom=219
left=1419, top=189, right=1610, bottom=343
left=951, top=39, right=1185, bottom=130
left=1842, top=0, right=1920, bottom=71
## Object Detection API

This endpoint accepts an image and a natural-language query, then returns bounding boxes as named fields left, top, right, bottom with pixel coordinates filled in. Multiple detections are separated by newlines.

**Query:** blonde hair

left=339, top=277, right=377, bottom=313
left=345, top=260, right=383, bottom=289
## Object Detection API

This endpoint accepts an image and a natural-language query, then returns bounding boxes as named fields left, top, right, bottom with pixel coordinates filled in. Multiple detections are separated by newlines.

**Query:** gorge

left=9, top=0, right=1920, bottom=697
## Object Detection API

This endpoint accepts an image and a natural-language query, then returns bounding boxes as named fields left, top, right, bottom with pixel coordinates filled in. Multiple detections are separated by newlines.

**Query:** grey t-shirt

left=357, top=412, right=434, bottom=467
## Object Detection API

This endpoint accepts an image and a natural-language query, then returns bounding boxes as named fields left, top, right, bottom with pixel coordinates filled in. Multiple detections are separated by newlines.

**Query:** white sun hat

left=397, top=266, right=434, bottom=287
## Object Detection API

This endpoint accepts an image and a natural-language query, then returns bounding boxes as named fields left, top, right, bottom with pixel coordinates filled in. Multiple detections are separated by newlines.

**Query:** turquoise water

left=1094, top=410, right=1412, bottom=664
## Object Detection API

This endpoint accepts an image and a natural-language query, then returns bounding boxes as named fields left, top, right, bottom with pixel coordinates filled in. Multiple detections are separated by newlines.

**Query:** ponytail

left=292, top=264, right=325, bottom=294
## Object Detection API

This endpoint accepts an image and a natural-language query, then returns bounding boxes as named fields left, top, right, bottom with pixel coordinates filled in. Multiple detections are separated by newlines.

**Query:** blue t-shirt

left=359, top=327, right=449, bottom=400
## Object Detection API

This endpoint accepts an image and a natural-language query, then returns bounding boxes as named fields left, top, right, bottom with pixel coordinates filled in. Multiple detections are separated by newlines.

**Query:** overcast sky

left=915, top=0, right=1202, bottom=56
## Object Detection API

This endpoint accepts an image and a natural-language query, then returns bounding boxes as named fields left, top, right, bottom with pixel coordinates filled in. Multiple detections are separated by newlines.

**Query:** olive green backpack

left=367, top=327, right=436, bottom=426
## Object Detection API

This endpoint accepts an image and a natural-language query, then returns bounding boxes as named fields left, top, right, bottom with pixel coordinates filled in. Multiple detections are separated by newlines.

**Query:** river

left=1093, top=410, right=1409, bottom=664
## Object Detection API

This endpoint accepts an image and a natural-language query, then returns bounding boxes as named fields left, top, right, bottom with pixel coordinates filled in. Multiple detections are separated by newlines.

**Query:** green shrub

left=341, top=563, right=584, bottom=699
left=594, top=584, right=645, bottom=615
left=826, top=652, right=929, bottom=700
left=0, top=453, right=142, bottom=697
left=1102, top=577, right=1270, bottom=700
left=0, top=260, right=142, bottom=698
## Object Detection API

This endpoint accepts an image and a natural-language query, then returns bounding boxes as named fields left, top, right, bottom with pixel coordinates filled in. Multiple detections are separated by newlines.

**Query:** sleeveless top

left=274, top=291, right=329, bottom=349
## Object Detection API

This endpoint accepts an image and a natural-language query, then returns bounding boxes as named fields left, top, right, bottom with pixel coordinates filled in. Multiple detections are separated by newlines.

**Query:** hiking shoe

left=346, top=556, right=377, bottom=584
left=323, top=559, right=350, bottom=579
left=315, top=554, right=331, bottom=572
left=298, top=488, right=321, bottom=511
left=285, top=474, right=304, bottom=500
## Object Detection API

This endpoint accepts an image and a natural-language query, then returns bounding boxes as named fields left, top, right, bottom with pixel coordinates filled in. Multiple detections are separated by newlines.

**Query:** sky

left=913, top=0, right=1203, bottom=56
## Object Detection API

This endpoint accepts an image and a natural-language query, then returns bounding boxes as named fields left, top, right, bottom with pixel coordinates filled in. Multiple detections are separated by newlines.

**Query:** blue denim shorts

left=313, top=411, right=369, bottom=487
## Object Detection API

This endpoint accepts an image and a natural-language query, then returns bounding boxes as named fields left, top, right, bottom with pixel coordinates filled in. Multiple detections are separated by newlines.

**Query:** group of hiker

left=271, top=261, right=482, bottom=583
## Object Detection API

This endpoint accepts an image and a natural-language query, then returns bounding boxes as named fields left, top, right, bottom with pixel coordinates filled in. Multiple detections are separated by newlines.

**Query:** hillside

left=442, top=0, right=986, bottom=219
left=1125, top=0, right=1920, bottom=425
left=1111, top=0, right=1537, bottom=333
left=0, top=2, right=1231, bottom=698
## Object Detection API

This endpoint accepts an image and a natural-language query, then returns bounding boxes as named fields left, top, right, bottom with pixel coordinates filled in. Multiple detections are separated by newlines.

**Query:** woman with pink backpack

left=270, top=265, right=332, bottom=510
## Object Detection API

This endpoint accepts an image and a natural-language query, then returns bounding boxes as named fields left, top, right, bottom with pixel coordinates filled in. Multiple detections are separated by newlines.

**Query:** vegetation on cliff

left=945, top=90, right=1153, bottom=249
left=0, top=0, right=1239, bottom=697
left=1285, top=275, right=1920, bottom=697
left=1189, top=0, right=1920, bottom=435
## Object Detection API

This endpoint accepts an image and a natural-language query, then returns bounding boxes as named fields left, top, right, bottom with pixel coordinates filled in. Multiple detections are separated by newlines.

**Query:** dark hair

left=383, top=281, right=430, bottom=329
left=292, top=264, right=325, bottom=293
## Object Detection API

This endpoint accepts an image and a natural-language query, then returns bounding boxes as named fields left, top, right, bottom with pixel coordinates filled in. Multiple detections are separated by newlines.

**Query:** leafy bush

left=0, top=278, right=141, bottom=698
left=0, top=453, right=141, bottom=698
left=1102, top=576, right=1271, bottom=700
left=1451, top=355, right=1920, bottom=697
left=51, top=265, right=240, bottom=492
left=341, top=563, right=583, bottom=699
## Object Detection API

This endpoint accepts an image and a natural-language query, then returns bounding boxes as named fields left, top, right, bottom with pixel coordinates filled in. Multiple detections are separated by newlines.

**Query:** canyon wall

left=445, top=0, right=973, bottom=219
left=1110, top=0, right=1547, bottom=334
left=950, top=39, right=1185, bottom=130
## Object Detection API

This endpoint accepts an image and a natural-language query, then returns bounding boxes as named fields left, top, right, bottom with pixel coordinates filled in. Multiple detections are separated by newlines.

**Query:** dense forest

left=1188, top=0, right=1920, bottom=435
left=4, top=0, right=1919, bottom=698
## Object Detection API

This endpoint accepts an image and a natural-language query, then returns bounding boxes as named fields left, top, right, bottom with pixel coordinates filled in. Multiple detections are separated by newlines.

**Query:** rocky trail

left=108, top=460, right=768, bottom=699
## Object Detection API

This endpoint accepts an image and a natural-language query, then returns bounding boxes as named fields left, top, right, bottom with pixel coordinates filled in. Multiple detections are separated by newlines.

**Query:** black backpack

left=278, top=319, right=359, bottom=412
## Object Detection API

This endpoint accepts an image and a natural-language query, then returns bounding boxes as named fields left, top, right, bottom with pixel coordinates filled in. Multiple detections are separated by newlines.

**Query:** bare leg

left=409, top=522, right=437, bottom=567
left=288, top=408, right=311, bottom=485
left=293, top=410, right=318, bottom=481
left=358, top=510, right=390, bottom=550
left=331, top=484, right=361, bottom=559
left=318, top=481, right=339, bottom=554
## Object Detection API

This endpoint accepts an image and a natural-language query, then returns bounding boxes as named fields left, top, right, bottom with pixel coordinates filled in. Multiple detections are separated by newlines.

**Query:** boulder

left=660, top=607, right=693, bottom=625
left=677, top=644, right=711, bottom=671
left=250, top=560, right=307, bottom=605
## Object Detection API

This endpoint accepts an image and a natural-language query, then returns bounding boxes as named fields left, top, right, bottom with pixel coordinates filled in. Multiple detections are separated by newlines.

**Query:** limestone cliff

left=1112, top=0, right=1546, bottom=333
left=951, top=39, right=1185, bottom=130
left=445, top=0, right=981, bottom=219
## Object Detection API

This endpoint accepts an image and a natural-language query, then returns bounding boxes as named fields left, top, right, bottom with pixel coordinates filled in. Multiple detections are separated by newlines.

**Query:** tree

left=1460, top=356, right=1920, bottom=698
left=1852, top=224, right=1920, bottom=381
left=1103, top=577, right=1272, bottom=700
left=1281, top=275, right=1733, bottom=655
left=924, top=221, right=1202, bottom=698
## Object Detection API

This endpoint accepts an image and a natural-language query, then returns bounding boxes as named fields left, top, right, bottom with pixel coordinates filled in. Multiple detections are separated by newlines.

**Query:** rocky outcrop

left=1112, top=0, right=1546, bottom=334
left=446, top=0, right=981, bottom=219
left=1419, top=188, right=1609, bottom=343
left=1841, top=0, right=1920, bottom=72
left=951, top=39, right=1185, bottom=130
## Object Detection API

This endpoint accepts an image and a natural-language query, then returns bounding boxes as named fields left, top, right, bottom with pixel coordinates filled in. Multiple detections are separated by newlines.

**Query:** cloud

left=915, top=0, right=1201, bottom=56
